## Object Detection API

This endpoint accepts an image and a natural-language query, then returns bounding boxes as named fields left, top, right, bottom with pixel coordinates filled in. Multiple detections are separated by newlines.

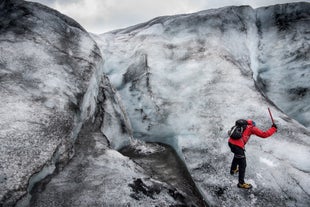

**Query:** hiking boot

left=230, top=166, right=239, bottom=175
left=237, top=183, right=252, bottom=189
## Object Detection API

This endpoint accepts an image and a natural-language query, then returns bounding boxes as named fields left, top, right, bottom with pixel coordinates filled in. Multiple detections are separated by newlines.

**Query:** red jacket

left=228, top=120, right=277, bottom=149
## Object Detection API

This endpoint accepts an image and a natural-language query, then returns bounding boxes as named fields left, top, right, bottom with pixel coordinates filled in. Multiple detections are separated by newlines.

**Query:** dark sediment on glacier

left=120, top=142, right=207, bottom=207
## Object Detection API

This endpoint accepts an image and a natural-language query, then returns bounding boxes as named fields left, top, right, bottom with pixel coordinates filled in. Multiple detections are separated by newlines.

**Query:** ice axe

left=268, top=107, right=275, bottom=124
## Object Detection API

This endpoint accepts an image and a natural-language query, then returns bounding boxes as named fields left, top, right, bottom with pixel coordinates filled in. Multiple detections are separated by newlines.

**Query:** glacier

left=92, top=3, right=310, bottom=206
left=0, top=0, right=130, bottom=206
left=254, top=4, right=310, bottom=128
left=1, top=0, right=310, bottom=207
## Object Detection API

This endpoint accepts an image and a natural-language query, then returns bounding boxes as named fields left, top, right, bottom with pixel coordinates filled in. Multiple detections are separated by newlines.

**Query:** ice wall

left=254, top=3, right=310, bottom=128
left=98, top=3, right=310, bottom=206
left=0, top=0, right=131, bottom=206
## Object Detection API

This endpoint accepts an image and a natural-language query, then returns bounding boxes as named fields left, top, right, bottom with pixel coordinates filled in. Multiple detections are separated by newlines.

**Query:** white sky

left=27, top=0, right=307, bottom=34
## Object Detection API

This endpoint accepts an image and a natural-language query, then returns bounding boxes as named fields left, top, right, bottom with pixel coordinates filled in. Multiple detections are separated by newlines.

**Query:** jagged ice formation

left=1, top=1, right=310, bottom=207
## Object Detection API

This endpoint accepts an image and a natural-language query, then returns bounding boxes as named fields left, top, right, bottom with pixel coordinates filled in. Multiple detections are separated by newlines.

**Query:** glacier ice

left=0, top=0, right=126, bottom=206
left=1, top=0, right=310, bottom=207
left=30, top=81, right=202, bottom=206
left=254, top=3, right=310, bottom=128
left=94, top=3, right=310, bottom=206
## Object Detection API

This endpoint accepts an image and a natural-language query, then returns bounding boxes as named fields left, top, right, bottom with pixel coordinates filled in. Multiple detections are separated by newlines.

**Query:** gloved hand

left=272, top=123, right=277, bottom=129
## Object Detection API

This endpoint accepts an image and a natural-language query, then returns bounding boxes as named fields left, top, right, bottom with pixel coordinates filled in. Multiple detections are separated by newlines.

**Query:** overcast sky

left=27, top=0, right=306, bottom=34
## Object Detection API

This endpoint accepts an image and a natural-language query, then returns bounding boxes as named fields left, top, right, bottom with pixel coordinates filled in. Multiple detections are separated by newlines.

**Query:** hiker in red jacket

left=228, top=119, right=277, bottom=189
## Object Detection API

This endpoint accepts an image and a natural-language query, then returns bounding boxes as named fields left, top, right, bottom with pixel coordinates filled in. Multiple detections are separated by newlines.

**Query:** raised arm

left=251, top=126, right=277, bottom=138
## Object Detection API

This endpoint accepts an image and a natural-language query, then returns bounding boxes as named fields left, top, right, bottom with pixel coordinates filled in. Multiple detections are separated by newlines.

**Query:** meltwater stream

left=120, top=142, right=207, bottom=207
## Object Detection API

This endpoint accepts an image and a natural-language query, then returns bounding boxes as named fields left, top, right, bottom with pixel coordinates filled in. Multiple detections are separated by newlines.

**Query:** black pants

left=228, top=142, right=246, bottom=184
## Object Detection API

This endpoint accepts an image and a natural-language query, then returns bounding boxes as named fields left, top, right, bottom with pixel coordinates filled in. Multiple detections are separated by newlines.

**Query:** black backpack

left=228, top=119, right=248, bottom=140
